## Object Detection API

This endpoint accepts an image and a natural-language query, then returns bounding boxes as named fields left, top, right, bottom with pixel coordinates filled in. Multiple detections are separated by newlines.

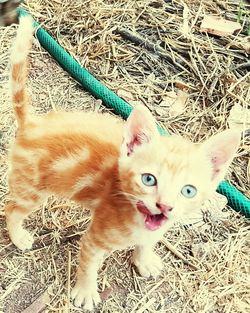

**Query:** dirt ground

left=0, top=1, right=250, bottom=312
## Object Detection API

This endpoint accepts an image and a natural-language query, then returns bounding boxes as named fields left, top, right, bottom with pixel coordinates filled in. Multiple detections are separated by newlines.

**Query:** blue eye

left=181, top=185, right=197, bottom=198
left=141, top=173, right=157, bottom=186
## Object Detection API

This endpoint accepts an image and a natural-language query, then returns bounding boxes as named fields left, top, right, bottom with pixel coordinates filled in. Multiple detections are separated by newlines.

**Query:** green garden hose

left=18, top=9, right=250, bottom=218
left=217, top=181, right=250, bottom=217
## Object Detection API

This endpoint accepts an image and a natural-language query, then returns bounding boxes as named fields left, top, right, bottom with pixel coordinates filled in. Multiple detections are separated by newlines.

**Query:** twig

left=116, top=27, right=193, bottom=73
left=214, top=0, right=227, bottom=11
left=131, top=279, right=164, bottom=313
left=21, top=289, right=50, bottom=313
left=66, top=249, right=71, bottom=313
left=230, top=61, right=250, bottom=72
left=160, top=238, right=199, bottom=270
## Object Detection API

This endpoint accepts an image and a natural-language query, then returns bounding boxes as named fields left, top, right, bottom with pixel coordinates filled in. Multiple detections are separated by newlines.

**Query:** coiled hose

left=18, top=9, right=250, bottom=218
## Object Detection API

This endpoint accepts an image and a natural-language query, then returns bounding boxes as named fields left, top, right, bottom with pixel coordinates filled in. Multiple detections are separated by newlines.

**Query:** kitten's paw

left=133, top=252, right=163, bottom=278
left=11, top=228, right=34, bottom=251
left=71, top=283, right=100, bottom=311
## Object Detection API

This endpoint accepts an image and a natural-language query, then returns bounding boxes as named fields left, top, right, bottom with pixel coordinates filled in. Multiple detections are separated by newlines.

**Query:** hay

left=0, top=0, right=249, bottom=312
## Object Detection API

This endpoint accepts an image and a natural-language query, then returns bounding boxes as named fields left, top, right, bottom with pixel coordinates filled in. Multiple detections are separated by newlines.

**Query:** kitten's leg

left=132, top=244, right=163, bottom=278
left=5, top=197, right=43, bottom=251
left=71, top=232, right=106, bottom=311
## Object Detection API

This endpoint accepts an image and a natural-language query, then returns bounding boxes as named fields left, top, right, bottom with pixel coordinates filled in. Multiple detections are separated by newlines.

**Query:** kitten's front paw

left=133, top=252, right=163, bottom=278
left=71, top=283, right=100, bottom=311
left=11, top=228, right=34, bottom=251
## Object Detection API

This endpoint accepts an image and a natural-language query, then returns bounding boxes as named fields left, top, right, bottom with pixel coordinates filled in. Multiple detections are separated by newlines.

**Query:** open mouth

left=136, top=201, right=168, bottom=231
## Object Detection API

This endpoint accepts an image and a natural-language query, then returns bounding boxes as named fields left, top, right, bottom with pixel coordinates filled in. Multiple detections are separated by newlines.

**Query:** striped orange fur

left=5, top=16, right=241, bottom=311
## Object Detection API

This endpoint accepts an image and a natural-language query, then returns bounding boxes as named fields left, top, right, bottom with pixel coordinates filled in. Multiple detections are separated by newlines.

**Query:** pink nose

left=156, top=203, right=173, bottom=213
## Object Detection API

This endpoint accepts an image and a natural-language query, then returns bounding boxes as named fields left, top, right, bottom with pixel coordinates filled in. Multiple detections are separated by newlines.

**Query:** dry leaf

left=144, top=86, right=153, bottom=96
left=228, top=104, right=250, bottom=131
left=117, top=89, right=142, bottom=107
left=21, top=290, right=50, bottom=313
left=117, top=89, right=135, bottom=102
left=170, top=89, right=189, bottom=116
left=174, top=80, right=191, bottom=91
left=145, top=72, right=156, bottom=83
left=130, top=100, right=143, bottom=107
left=155, top=106, right=168, bottom=116
left=101, top=287, right=113, bottom=301
left=191, top=242, right=211, bottom=259
left=200, top=15, right=241, bottom=36
left=94, top=99, right=102, bottom=111
left=160, top=90, right=188, bottom=117
left=226, top=36, right=250, bottom=54
left=160, top=91, right=177, bottom=107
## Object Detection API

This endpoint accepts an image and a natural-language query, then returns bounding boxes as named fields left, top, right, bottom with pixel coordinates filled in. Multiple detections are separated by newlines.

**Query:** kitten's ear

left=123, top=105, right=159, bottom=156
left=202, top=129, right=241, bottom=182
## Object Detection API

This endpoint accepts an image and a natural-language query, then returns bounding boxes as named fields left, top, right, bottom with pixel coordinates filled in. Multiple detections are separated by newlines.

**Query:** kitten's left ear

left=123, top=105, right=159, bottom=156
left=202, top=129, right=241, bottom=182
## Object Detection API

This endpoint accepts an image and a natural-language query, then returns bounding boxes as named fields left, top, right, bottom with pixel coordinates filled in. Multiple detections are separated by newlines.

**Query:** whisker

left=111, top=191, right=140, bottom=206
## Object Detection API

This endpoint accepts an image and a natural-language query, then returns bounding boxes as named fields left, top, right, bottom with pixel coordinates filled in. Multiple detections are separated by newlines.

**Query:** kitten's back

left=22, top=111, right=124, bottom=146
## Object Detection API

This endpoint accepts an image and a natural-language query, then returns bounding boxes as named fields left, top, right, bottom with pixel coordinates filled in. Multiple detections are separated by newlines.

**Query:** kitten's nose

left=156, top=202, right=173, bottom=213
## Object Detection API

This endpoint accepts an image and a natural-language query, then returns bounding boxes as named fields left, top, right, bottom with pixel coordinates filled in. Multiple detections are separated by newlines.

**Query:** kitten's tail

left=10, top=15, right=34, bottom=128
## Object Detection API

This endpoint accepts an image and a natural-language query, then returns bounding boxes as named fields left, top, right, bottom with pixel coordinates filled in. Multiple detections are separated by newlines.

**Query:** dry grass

left=0, top=0, right=250, bottom=312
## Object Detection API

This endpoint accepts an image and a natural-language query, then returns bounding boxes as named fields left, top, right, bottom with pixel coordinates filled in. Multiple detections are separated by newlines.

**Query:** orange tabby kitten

left=5, top=16, right=241, bottom=310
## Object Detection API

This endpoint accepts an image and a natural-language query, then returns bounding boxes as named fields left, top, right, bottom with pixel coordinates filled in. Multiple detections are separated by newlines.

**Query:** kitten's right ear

left=123, top=105, right=159, bottom=156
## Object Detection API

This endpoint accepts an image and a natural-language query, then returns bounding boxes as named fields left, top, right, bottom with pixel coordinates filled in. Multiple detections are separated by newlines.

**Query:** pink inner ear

left=124, top=105, right=158, bottom=156
left=126, top=132, right=147, bottom=156
left=211, top=152, right=225, bottom=179
left=205, top=130, right=240, bottom=181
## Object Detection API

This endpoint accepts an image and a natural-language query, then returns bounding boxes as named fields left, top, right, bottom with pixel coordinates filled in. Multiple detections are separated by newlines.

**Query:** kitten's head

left=118, top=106, right=240, bottom=230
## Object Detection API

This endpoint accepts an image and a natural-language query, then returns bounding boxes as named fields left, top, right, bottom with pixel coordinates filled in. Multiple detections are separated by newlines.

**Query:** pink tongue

left=145, top=214, right=166, bottom=231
